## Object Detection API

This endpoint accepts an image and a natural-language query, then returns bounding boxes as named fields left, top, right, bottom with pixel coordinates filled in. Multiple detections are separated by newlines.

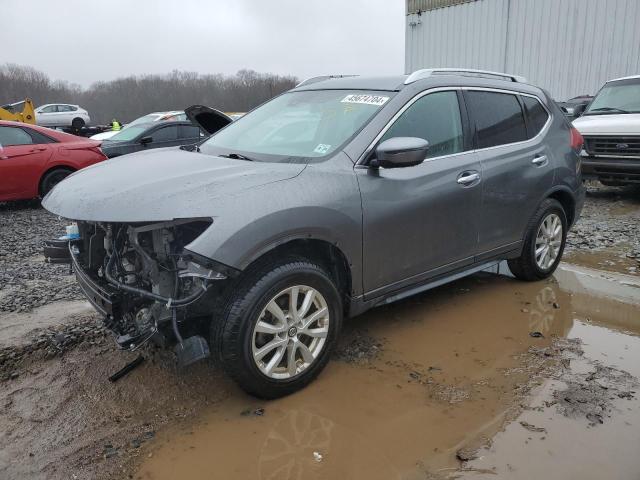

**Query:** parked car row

left=0, top=105, right=232, bottom=201
left=0, top=121, right=106, bottom=201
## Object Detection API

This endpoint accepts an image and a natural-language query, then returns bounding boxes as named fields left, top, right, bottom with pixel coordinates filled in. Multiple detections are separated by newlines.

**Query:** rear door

left=357, top=89, right=482, bottom=298
left=0, top=126, right=53, bottom=199
left=464, top=89, right=553, bottom=259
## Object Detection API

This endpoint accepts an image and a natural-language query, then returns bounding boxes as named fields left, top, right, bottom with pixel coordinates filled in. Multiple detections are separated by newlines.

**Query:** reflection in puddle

left=136, top=265, right=639, bottom=480
left=259, top=409, right=333, bottom=480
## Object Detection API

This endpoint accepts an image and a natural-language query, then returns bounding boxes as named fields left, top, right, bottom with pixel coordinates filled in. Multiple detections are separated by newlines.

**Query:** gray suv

left=43, top=68, right=585, bottom=398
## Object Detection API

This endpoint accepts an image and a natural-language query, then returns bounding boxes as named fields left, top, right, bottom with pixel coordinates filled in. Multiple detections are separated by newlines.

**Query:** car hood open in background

left=42, top=148, right=305, bottom=222
left=185, top=105, right=233, bottom=134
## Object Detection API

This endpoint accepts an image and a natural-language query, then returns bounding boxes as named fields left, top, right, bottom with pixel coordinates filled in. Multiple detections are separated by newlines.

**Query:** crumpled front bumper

left=69, top=243, right=122, bottom=320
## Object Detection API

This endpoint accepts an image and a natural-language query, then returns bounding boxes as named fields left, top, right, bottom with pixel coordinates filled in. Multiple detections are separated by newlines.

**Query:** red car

left=0, top=120, right=107, bottom=201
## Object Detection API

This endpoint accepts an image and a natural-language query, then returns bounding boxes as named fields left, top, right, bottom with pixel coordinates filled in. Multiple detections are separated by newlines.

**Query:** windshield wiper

left=589, top=107, right=630, bottom=114
left=219, top=153, right=254, bottom=161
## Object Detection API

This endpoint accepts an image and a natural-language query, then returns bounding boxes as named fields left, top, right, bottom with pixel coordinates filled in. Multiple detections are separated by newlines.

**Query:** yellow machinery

left=0, top=98, right=36, bottom=124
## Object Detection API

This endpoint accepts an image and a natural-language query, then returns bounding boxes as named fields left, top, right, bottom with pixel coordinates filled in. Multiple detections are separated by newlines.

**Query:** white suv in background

left=572, top=75, right=640, bottom=186
left=35, top=104, right=91, bottom=129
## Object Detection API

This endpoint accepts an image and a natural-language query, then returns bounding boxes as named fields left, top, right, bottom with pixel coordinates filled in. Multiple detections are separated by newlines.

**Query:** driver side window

left=381, top=91, right=464, bottom=159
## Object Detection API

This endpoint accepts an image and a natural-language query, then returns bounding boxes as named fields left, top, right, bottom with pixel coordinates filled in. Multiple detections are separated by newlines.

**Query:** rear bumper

left=581, top=156, right=640, bottom=183
left=70, top=244, right=122, bottom=320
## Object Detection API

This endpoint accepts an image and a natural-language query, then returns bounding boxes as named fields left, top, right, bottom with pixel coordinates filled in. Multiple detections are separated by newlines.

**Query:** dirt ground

left=0, top=183, right=639, bottom=480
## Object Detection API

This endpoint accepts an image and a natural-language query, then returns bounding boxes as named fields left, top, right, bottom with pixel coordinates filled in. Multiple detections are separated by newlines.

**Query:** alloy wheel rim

left=535, top=213, right=563, bottom=270
left=251, top=285, right=330, bottom=380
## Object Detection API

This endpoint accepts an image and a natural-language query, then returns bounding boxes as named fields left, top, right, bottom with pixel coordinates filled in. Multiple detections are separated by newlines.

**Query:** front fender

left=186, top=206, right=363, bottom=293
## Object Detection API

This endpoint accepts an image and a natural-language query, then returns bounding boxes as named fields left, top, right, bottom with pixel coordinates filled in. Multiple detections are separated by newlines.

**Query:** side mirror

left=372, top=137, right=429, bottom=169
left=572, top=103, right=587, bottom=117
left=140, top=136, right=153, bottom=146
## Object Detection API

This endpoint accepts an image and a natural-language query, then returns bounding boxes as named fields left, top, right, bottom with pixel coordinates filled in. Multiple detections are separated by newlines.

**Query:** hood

left=573, top=113, right=640, bottom=135
left=42, top=148, right=305, bottom=222
left=185, top=105, right=233, bottom=135
left=90, top=130, right=118, bottom=141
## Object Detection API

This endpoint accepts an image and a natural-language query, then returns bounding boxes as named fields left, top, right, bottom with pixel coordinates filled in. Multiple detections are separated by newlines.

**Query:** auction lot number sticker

left=341, top=94, right=389, bottom=106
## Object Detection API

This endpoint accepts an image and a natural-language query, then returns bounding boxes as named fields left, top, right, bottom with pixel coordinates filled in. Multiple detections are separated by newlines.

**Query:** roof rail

left=405, top=68, right=527, bottom=85
left=296, top=75, right=359, bottom=88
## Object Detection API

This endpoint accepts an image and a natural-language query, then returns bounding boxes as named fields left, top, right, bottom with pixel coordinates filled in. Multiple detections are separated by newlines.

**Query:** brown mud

left=0, top=242, right=638, bottom=479
left=133, top=264, right=640, bottom=480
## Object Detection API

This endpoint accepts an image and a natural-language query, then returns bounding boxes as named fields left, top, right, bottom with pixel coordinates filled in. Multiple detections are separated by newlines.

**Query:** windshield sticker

left=341, top=94, right=389, bottom=106
left=314, top=144, right=332, bottom=154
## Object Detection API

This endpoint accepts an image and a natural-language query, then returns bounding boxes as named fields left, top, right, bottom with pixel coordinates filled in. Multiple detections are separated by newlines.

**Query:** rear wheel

left=508, top=198, right=567, bottom=281
left=214, top=259, right=342, bottom=398
left=71, top=117, right=85, bottom=129
left=40, top=168, right=73, bottom=197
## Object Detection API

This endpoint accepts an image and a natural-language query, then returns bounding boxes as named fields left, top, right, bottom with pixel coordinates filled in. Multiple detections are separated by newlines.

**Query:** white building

left=405, top=0, right=640, bottom=100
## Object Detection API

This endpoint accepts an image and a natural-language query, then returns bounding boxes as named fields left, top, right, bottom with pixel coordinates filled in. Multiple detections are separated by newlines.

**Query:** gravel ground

left=0, top=201, right=82, bottom=313
left=565, top=182, right=640, bottom=275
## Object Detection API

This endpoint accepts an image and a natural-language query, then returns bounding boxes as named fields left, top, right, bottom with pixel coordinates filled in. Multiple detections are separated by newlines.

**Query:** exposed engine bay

left=61, top=219, right=232, bottom=365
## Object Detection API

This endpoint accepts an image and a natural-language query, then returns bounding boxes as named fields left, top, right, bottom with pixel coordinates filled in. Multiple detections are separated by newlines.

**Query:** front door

left=357, top=90, right=481, bottom=298
left=0, top=126, right=52, bottom=199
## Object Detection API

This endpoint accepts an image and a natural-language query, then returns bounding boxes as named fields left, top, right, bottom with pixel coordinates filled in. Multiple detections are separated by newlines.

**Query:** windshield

left=107, top=125, right=148, bottom=142
left=585, top=79, right=640, bottom=114
left=199, top=90, right=394, bottom=162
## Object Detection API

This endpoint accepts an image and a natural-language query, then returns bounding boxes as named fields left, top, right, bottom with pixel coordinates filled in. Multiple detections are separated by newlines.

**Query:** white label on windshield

left=341, top=94, right=389, bottom=106
left=314, top=144, right=332, bottom=154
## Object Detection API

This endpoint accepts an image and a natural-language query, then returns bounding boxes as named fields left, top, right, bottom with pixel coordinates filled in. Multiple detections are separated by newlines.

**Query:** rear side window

left=380, top=91, right=464, bottom=158
left=0, top=126, right=34, bottom=146
left=180, top=125, right=201, bottom=139
left=522, top=96, right=549, bottom=138
left=466, top=91, right=527, bottom=148
left=150, top=125, right=179, bottom=142
left=25, top=128, right=57, bottom=144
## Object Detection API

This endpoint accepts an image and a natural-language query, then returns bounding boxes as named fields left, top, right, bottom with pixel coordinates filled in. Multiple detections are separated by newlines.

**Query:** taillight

left=570, top=126, right=584, bottom=150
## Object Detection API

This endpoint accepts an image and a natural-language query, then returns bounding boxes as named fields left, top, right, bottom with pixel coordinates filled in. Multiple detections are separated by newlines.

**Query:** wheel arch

left=239, top=238, right=354, bottom=313
left=39, top=164, right=76, bottom=196
left=545, top=186, right=576, bottom=226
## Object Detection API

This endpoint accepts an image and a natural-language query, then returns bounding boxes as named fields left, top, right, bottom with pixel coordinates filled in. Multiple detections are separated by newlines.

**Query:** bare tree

left=0, top=64, right=298, bottom=124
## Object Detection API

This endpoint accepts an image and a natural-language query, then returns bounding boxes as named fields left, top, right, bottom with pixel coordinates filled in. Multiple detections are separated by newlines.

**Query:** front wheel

left=214, top=259, right=342, bottom=398
left=508, top=198, right=567, bottom=281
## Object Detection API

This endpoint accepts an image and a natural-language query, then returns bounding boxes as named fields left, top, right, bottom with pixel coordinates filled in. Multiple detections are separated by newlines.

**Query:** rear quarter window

left=522, top=96, right=550, bottom=138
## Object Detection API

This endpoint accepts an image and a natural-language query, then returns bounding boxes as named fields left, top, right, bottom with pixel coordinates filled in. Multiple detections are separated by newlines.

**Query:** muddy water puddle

left=564, top=248, right=639, bottom=276
left=136, top=265, right=640, bottom=480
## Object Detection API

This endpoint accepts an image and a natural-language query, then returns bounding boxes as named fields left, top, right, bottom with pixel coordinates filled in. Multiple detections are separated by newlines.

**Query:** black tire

left=40, top=168, right=73, bottom=197
left=71, top=117, right=85, bottom=129
left=214, top=259, right=342, bottom=399
left=508, top=198, right=567, bottom=281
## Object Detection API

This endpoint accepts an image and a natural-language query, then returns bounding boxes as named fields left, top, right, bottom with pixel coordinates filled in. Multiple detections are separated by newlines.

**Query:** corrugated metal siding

left=406, top=0, right=640, bottom=100
left=406, top=0, right=509, bottom=76
left=407, top=0, right=478, bottom=13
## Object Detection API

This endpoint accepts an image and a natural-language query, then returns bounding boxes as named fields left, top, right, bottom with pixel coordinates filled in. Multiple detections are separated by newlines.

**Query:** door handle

left=457, top=172, right=480, bottom=185
left=532, top=155, right=548, bottom=166
left=29, top=148, right=47, bottom=153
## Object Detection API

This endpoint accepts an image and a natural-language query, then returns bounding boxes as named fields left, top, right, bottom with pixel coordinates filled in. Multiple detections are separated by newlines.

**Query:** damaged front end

left=51, top=218, right=234, bottom=366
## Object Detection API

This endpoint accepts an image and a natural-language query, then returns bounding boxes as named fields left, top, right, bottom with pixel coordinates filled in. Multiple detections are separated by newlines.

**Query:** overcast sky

left=0, top=0, right=405, bottom=87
